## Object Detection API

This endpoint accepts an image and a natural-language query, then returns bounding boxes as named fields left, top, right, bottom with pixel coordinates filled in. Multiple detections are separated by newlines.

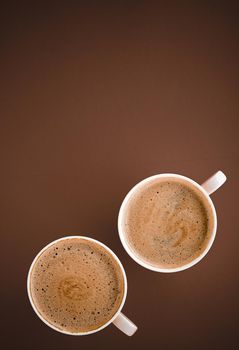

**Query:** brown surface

left=1, top=2, right=238, bottom=349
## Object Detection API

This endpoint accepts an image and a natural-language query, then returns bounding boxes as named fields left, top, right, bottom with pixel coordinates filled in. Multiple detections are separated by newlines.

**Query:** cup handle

left=112, top=312, right=138, bottom=336
left=201, top=170, right=227, bottom=195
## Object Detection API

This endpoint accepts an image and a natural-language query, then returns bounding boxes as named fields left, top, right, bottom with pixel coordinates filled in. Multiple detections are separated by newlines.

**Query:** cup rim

left=27, top=235, right=128, bottom=335
left=118, top=173, right=217, bottom=273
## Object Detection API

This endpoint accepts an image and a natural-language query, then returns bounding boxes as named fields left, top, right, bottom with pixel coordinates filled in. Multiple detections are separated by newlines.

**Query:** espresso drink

left=29, top=238, right=124, bottom=333
left=124, top=179, right=213, bottom=268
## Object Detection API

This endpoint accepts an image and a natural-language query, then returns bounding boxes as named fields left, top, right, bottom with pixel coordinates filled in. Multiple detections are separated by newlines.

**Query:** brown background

left=1, top=1, right=238, bottom=349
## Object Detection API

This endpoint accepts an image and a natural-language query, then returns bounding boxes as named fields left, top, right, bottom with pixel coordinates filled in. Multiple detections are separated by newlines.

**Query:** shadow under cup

left=118, top=174, right=217, bottom=273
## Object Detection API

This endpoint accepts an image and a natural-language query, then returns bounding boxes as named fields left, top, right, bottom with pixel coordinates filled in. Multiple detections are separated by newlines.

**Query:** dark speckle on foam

left=30, top=238, right=124, bottom=333
left=124, top=179, right=213, bottom=268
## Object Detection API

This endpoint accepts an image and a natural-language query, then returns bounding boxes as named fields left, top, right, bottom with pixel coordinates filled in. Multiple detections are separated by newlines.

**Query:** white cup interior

left=118, top=174, right=217, bottom=273
left=27, top=236, right=128, bottom=335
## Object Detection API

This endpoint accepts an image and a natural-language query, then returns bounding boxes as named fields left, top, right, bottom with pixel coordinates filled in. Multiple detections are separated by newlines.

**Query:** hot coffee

left=29, top=237, right=125, bottom=333
left=123, top=179, right=213, bottom=268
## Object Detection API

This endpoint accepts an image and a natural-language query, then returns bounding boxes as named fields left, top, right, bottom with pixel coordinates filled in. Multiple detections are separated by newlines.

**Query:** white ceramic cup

left=27, top=236, right=137, bottom=336
left=118, top=171, right=227, bottom=273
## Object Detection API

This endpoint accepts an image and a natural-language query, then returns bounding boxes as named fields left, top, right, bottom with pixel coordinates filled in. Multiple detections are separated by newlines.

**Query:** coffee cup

left=118, top=171, right=226, bottom=273
left=27, top=236, right=137, bottom=336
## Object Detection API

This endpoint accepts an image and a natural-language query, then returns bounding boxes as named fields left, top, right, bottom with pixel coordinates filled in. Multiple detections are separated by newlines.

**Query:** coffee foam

left=124, top=179, right=214, bottom=268
left=29, top=238, right=124, bottom=333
